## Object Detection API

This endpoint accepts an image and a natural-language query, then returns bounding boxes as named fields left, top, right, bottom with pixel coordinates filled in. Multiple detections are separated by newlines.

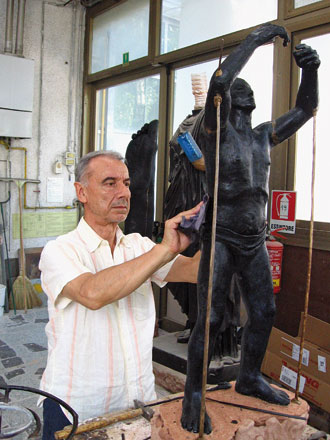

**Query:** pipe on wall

left=5, top=0, right=26, bottom=56
left=5, top=0, right=14, bottom=53
left=15, top=0, right=26, bottom=56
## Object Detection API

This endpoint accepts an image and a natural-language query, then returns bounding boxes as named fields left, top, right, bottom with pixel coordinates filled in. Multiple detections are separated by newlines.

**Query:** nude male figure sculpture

left=180, top=23, right=320, bottom=434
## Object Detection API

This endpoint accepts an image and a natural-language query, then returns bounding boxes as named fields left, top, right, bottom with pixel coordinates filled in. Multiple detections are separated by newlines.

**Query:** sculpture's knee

left=209, top=309, right=224, bottom=334
left=249, top=300, right=275, bottom=330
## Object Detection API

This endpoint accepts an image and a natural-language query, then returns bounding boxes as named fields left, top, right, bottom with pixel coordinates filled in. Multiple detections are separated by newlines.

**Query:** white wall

left=0, top=0, right=85, bottom=260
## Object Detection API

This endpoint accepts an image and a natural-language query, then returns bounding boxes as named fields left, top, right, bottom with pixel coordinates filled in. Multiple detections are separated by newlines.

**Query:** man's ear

left=74, top=182, right=87, bottom=204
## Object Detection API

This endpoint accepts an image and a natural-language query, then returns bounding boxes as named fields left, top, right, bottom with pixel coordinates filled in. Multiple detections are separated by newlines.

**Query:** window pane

left=294, top=0, right=322, bottom=8
left=173, top=44, right=274, bottom=135
left=295, top=34, right=330, bottom=222
left=91, top=0, right=149, bottom=73
left=161, top=0, right=277, bottom=54
left=95, top=75, right=160, bottom=156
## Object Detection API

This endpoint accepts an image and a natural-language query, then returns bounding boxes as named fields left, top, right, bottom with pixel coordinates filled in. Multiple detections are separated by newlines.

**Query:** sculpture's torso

left=203, top=121, right=271, bottom=235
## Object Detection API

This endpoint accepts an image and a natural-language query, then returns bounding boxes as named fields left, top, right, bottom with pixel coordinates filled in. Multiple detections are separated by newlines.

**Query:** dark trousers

left=42, top=398, right=71, bottom=440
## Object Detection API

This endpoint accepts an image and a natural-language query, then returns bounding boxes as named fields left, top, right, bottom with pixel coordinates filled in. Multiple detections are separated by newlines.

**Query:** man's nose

left=117, top=182, right=131, bottom=198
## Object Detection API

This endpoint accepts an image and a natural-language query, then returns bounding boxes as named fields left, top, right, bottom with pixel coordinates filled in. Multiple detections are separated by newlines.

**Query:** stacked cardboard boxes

left=262, top=314, right=330, bottom=413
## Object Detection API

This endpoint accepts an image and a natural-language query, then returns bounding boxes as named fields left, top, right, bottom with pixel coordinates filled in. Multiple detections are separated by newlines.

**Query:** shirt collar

left=77, top=217, right=130, bottom=252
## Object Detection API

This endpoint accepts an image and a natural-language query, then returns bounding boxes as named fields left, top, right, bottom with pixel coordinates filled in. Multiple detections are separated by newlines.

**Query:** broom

left=10, top=181, right=42, bottom=312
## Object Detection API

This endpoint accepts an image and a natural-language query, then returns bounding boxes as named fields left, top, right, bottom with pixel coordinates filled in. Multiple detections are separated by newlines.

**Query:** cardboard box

left=262, top=350, right=330, bottom=413
left=298, top=313, right=330, bottom=352
left=265, top=326, right=330, bottom=383
left=261, top=314, right=330, bottom=412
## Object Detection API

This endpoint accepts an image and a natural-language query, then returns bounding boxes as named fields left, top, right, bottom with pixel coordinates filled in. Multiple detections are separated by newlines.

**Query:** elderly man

left=38, top=150, right=201, bottom=439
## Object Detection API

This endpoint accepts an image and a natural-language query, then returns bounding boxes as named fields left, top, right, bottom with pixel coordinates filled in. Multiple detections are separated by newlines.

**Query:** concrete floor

left=0, top=303, right=48, bottom=439
left=0, top=298, right=170, bottom=439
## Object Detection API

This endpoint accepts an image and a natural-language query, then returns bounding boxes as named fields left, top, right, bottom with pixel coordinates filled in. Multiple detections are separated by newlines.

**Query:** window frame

left=83, top=0, right=330, bottom=250
left=285, top=0, right=330, bottom=19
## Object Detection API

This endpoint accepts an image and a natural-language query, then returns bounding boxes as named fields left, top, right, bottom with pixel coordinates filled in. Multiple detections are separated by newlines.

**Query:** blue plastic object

left=177, top=132, right=203, bottom=163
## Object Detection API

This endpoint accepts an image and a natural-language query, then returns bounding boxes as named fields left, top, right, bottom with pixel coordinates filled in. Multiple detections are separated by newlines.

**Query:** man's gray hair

left=75, top=150, right=125, bottom=184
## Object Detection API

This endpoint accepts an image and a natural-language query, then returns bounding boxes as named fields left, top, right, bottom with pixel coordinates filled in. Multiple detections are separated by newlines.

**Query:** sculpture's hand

left=293, top=44, right=320, bottom=71
left=250, top=23, right=290, bottom=47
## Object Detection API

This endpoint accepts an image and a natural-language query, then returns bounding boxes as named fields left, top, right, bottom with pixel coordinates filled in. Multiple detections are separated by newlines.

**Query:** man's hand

left=160, top=202, right=203, bottom=259
left=293, top=44, right=320, bottom=71
left=250, top=23, right=290, bottom=47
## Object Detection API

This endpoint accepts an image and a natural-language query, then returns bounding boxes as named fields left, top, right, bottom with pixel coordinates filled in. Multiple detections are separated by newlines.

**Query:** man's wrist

left=154, top=242, right=177, bottom=265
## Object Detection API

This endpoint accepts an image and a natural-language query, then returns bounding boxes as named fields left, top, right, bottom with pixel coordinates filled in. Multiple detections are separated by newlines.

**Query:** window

left=95, top=75, right=160, bottom=156
left=161, top=0, right=277, bottom=54
left=91, top=0, right=149, bottom=73
left=294, top=33, right=330, bottom=222
left=295, top=0, right=323, bottom=7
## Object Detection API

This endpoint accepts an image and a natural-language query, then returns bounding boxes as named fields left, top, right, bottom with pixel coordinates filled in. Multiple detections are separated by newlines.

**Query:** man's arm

left=271, top=44, right=320, bottom=146
left=62, top=203, right=203, bottom=310
left=165, top=250, right=201, bottom=284
left=204, top=23, right=290, bottom=132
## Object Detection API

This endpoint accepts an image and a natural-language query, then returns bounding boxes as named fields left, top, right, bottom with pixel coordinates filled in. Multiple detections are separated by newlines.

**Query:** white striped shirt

left=38, top=217, right=174, bottom=422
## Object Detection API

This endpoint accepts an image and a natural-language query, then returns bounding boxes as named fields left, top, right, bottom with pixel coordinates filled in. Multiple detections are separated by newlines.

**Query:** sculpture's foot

left=177, top=328, right=191, bottom=344
left=181, top=392, right=212, bottom=434
left=235, top=374, right=290, bottom=405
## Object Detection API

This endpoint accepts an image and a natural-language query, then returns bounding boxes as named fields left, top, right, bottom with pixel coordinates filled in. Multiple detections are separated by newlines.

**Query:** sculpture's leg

left=181, top=240, right=234, bottom=434
left=235, top=244, right=290, bottom=405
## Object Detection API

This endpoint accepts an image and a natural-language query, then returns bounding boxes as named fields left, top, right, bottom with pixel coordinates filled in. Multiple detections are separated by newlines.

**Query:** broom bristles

left=10, top=276, right=43, bottom=310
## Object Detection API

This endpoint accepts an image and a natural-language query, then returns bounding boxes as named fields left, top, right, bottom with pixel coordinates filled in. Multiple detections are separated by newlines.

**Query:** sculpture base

left=151, top=383, right=309, bottom=440
left=153, top=332, right=240, bottom=384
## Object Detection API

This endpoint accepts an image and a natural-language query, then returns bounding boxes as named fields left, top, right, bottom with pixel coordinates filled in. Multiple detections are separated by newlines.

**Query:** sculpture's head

left=231, top=78, right=256, bottom=112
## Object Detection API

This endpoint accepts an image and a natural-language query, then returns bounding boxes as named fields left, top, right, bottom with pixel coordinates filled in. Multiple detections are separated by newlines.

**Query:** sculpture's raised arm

left=204, top=23, right=290, bottom=133
left=272, top=43, right=320, bottom=146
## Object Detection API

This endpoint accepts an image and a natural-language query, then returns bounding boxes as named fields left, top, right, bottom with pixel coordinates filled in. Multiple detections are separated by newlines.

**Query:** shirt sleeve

left=39, top=239, right=92, bottom=309
left=151, top=257, right=179, bottom=288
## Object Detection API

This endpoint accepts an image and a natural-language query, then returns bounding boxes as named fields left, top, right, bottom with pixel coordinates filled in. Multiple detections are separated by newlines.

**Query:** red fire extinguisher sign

left=270, top=190, right=296, bottom=234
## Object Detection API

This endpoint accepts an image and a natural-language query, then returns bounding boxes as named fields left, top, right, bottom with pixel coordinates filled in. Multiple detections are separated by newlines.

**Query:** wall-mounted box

left=0, top=54, right=34, bottom=138
left=0, top=108, right=33, bottom=138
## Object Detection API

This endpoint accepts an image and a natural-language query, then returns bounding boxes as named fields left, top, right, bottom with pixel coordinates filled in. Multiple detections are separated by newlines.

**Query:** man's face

left=75, top=156, right=131, bottom=224
left=231, top=78, right=256, bottom=111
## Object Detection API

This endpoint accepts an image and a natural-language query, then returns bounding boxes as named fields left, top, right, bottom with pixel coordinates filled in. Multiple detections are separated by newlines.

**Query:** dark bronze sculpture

left=181, top=23, right=320, bottom=434
left=124, top=120, right=159, bottom=238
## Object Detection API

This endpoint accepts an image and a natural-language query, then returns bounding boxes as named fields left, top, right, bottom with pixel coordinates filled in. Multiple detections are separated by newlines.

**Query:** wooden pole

left=17, top=182, right=27, bottom=313
left=198, top=93, right=222, bottom=439
left=294, top=113, right=317, bottom=401
left=197, top=40, right=224, bottom=437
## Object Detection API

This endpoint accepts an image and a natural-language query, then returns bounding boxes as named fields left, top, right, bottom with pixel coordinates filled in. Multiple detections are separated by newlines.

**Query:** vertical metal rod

left=294, top=113, right=317, bottom=400
left=15, top=0, right=26, bottom=56
left=17, top=182, right=27, bottom=313
left=5, top=0, right=14, bottom=53
left=100, top=89, right=107, bottom=150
